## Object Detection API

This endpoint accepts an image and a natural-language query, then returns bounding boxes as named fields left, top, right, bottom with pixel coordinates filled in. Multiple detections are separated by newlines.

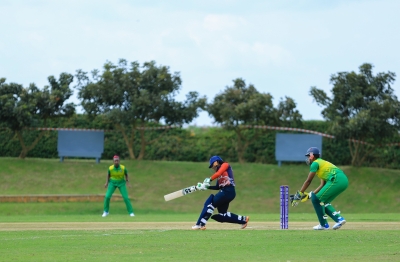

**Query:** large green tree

left=0, top=74, right=75, bottom=158
left=310, top=63, right=400, bottom=166
left=277, top=96, right=303, bottom=127
left=75, top=59, right=206, bottom=160
left=207, top=78, right=302, bottom=163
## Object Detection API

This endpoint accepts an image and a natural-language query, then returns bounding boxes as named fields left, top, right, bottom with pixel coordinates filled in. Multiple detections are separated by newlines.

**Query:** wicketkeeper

left=291, top=147, right=348, bottom=230
left=191, top=155, right=249, bottom=230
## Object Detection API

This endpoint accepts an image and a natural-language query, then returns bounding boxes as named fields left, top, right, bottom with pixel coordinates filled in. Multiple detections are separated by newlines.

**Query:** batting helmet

left=209, top=155, right=223, bottom=168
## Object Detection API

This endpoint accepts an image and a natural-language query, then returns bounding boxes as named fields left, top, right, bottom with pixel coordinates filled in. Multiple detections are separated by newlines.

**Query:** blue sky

left=1, top=0, right=399, bottom=126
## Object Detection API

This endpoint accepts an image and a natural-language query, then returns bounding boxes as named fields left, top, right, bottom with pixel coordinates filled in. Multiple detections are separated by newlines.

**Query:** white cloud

left=0, top=0, right=399, bottom=125
left=252, top=42, right=293, bottom=66
left=203, top=14, right=247, bottom=31
left=184, top=15, right=293, bottom=69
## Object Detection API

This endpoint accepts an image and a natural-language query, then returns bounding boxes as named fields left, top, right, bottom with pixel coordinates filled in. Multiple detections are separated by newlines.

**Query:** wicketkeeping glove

left=301, top=191, right=312, bottom=202
left=289, top=194, right=299, bottom=207
left=290, top=191, right=310, bottom=207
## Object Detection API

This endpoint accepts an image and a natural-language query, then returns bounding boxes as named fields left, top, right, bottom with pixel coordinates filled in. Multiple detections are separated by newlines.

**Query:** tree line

left=1, top=60, right=399, bottom=167
left=0, top=118, right=399, bottom=169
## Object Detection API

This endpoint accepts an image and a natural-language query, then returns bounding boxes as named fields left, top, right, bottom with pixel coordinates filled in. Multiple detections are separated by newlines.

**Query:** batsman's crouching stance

left=291, top=147, right=348, bottom=230
left=191, top=156, right=249, bottom=230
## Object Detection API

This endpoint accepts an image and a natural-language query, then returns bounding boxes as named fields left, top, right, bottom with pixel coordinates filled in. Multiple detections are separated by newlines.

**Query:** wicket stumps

left=280, top=185, right=289, bottom=229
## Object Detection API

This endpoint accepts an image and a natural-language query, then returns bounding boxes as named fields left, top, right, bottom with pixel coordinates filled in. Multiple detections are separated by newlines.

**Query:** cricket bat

left=164, top=185, right=198, bottom=201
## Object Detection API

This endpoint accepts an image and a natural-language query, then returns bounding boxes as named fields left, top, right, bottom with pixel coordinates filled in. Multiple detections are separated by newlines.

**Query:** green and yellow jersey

left=310, top=158, right=342, bottom=181
left=108, top=165, right=127, bottom=181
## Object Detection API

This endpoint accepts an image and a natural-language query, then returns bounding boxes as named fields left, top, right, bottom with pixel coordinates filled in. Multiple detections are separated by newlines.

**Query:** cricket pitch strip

left=0, top=222, right=399, bottom=231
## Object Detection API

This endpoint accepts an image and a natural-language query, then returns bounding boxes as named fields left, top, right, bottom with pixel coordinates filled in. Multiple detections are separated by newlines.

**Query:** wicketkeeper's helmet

left=305, top=147, right=320, bottom=156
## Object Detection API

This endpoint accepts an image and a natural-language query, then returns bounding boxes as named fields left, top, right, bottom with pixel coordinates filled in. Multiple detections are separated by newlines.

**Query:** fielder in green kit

left=102, top=155, right=135, bottom=217
left=291, top=147, right=348, bottom=230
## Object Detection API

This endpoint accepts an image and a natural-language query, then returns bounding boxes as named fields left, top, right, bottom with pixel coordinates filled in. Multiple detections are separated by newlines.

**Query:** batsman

left=291, top=147, right=348, bottom=230
left=191, top=155, right=249, bottom=230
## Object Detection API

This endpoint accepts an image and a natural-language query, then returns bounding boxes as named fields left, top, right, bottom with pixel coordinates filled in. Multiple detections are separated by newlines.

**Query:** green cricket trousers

left=316, top=171, right=349, bottom=203
left=313, top=171, right=348, bottom=225
left=103, top=179, right=134, bottom=214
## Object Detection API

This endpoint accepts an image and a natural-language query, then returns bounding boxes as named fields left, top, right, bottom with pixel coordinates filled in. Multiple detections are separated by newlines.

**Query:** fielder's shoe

left=332, top=217, right=346, bottom=230
left=130, top=213, right=135, bottom=217
left=191, top=224, right=206, bottom=230
left=241, top=216, right=250, bottom=229
left=313, top=223, right=330, bottom=230
left=102, top=211, right=109, bottom=217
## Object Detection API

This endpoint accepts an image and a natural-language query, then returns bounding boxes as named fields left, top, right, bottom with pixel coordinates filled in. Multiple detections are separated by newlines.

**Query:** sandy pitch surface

left=0, top=222, right=399, bottom=231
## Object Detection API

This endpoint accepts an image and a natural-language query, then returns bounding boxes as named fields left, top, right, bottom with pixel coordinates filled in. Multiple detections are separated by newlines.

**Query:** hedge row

left=0, top=115, right=399, bottom=168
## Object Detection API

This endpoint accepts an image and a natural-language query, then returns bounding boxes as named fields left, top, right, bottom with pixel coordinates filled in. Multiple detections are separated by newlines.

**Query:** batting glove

left=196, top=182, right=209, bottom=191
left=203, top=177, right=211, bottom=185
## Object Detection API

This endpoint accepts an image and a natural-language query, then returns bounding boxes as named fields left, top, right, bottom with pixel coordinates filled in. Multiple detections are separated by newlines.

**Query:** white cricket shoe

left=102, top=211, right=109, bottom=217
left=130, top=213, right=135, bottom=217
left=333, top=217, right=346, bottom=230
left=313, top=224, right=330, bottom=230
left=191, top=224, right=206, bottom=230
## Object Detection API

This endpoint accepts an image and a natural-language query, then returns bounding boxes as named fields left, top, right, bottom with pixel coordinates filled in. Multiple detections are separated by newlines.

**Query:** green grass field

left=2, top=227, right=399, bottom=261
left=0, top=158, right=399, bottom=261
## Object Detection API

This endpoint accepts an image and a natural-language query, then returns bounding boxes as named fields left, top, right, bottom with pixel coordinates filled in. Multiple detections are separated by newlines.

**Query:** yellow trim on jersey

left=108, top=164, right=126, bottom=180
left=312, top=159, right=340, bottom=181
